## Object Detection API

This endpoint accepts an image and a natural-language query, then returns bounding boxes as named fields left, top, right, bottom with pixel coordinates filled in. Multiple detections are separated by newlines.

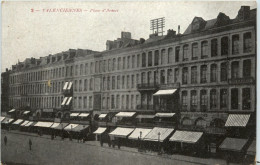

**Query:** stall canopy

left=99, top=114, right=107, bottom=119
left=115, top=112, right=136, bottom=118
left=155, top=113, right=175, bottom=118
left=128, top=128, right=152, bottom=140
left=63, top=82, right=68, bottom=90
left=225, top=114, right=250, bottom=127
left=93, top=127, right=107, bottom=134
left=66, top=97, right=73, bottom=105
left=24, top=121, right=34, bottom=127
left=13, top=119, right=24, bottom=125
left=34, top=122, right=53, bottom=128
left=72, top=125, right=89, bottom=132
left=61, top=97, right=68, bottom=106
left=9, top=109, right=15, bottom=113
left=70, top=113, right=80, bottom=117
left=169, top=130, right=203, bottom=143
left=50, top=123, right=60, bottom=128
left=2, top=118, right=14, bottom=124
left=136, top=115, right=155, bottom=119
left=1, top=116, right=5, bottom=122
left=20, top=120, right=30, bottom=126
left=78, top=113, right=89, bottom=117
left=64, top=124, right=79, bottom=131
left=153, top=89, right=177, bottom=96
left=52, top=123, right=69, bottom=130
left=144, top=127, right=174, bottom=142
left=109, top=127, right=134, bottom=138
left=23, top=111, right=30, bottom=115
left=219, top=137, right=248, bottom=152
left=67, top=82, right=73, bottom=90
left=247, top=140, right=256, bottom=156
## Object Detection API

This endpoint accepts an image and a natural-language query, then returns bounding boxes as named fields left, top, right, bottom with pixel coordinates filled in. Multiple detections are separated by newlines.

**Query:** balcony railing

left=228, top=77, right=255, bottom=85
left=137, top=83, right=159, bottom=91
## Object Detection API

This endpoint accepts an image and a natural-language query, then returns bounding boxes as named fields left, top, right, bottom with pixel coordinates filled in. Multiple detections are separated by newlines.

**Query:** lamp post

left=158, top=132, right=161, bottom=154
left=139, top=131, right=142, bottom=150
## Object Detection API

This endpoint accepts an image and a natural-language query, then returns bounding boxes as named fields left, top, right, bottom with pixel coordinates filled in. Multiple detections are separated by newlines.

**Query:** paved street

left=1, top=130, right=236, bottom=165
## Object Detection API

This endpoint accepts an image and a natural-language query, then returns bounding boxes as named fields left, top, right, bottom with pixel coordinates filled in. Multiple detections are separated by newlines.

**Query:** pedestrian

left=4, top=136, right=7, bottom=146
left=29, top=139, right=32, bottom=150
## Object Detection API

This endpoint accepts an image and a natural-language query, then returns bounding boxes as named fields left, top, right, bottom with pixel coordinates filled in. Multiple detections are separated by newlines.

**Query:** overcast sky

left=2, top=1, right=256, bottom=72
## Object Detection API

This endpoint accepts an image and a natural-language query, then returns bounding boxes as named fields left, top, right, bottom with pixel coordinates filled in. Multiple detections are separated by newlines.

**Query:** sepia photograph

left=1, top=1, right=257, bottom=165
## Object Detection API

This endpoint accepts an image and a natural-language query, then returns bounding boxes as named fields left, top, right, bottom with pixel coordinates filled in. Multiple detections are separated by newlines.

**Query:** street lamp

left=139, top=131, right=142, bottom=150
left=158, top=132, right=161, bottom=154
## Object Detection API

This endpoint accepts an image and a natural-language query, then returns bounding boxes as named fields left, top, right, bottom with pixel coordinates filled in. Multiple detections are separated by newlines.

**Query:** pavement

left=1, top=129, right=241, bottom=165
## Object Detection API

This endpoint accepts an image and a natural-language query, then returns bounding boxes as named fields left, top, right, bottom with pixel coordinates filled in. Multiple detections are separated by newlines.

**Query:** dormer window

left=191, top=17, right=206, bottom=32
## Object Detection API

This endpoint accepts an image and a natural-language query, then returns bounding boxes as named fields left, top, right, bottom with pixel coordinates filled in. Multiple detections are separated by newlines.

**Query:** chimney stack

left=178, top=25, right=180, bottom=34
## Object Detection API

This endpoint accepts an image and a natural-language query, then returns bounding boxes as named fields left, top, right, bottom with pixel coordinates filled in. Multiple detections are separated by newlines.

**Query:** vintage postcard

left=1, top=1, right=257, bottom=165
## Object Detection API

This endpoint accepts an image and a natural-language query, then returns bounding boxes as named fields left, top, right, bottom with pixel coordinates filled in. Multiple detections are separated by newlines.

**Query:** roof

left=169, top=130, right=203, bottom=143
left=144, top=127, right=174, bottom=142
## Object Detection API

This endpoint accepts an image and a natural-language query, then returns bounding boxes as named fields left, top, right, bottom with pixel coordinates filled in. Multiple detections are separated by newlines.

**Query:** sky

left=2, top=1, right=257, bottom=72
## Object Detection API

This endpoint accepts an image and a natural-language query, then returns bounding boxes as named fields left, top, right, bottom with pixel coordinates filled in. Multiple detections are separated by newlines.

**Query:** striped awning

left=24, top=121, right=34, bottom=127
left=64, top=124, right=79, bottom=131
left=66, top=97, right=73, bottom=105
left=109, top=127, right=134, bottom=138
left=93, top=127, right=107, bottom=134
left=2, top=118, right=14, bottom=124
left=225, top=114, right=250, bottom=127
left=52, top=123, right=69, bottom=130
left=153, top=89, right=177, bottom=96
left=219, top=138, right=248, bottom=151
left=61, top=97, right=68, bottom=106
left=155, top=113, right=175, bottom=118
left=34, top=122, right=53, bottom=128
left=20, top=120, right=30, bottom=126
left=99, top=114, right=107, bottom=118
left=78, top=113, right=89, bottom=117
left=70, top=113, right=80, bottom=117
left=23, top=111, right=30, bottom=114
left=136, top=115, right=155, bottom=119
left=63, top=82, right=68, bottom=90
left=9, top=109, right=15, bottom=113
left=115, top=112, right=136, bottom=117
left=1, top=116, right=5, bottom=122
left=169, top=130, right=203, bottom=143
left=67, top=82, right=73, bottom=90
left=72, top=125, right=89, bottom=132
left=144, top=127, right=174, bottom=142
left=247, top=140, right=256, bottom=156
left=50, top=123, right=60, bottom=128
left=128, top=128, right=152, bottom=140
left=12, top=119, right=24, bottom=125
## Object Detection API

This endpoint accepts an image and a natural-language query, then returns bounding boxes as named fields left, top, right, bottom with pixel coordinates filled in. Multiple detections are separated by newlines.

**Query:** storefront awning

left=115, top=112, right=136, bottom=117
left=64, top=124, right=79, bottom=131
left=20, top=120, right=30, bottom=126
left=66, top=97, right=72, bottom=105
left=70, top=113, right=80, bottom=117
left=78, top=113, right=89, bottom=117
left=67, top=82, right=73, bottom=90
left=155, top=113, right=175, bottom=118
left=52, top=123, right=69, bottom=130
left=99, top=114, right=107, bottom=119
left=9, top=109, right=15, bottom=113
left=109, top=127, right=134, bottom=138
left=50, top=123, right=60, bottom=128
left=219, top=138, right=248, bottom=152
left=13, top=119, right=24, bottom=125
left=1, top=116, right=5, bottom=122
left=93, top=127, right=107, bottom=134
left=23, top=111, right=30, bottom=115
left=2, top=118, right=14, bottom=124
left=225, top=114, right=250, bottom=127
left=153, top=89, right=177, bottom=96
left=72, top=125, right=89, bottom=132
left=34, top=122, right=53, bottom=128
left=24, top=121, right=34, bottom=127
left=144, top=127, right=174, bottom=142
left=128, top=128, right=152, bottom=140
left=247, top=140, right=256, bottom=156
left=136, top=115, right=155, bottom=119
left=61, top=97, right=68, bottom=106
left=63, top=82, right=68, bottom=90
left=169, top=130, right=203, bottom=143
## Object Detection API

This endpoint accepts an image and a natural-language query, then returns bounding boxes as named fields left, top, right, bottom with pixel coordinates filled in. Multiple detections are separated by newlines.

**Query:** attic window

left=192, top=19, right=200, bottom=31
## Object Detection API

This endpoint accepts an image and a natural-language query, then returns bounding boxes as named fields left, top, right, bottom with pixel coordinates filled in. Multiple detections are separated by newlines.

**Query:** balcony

left=228, top=77, right=255, bottom=85
left=137, top=83, right=159, bottom=91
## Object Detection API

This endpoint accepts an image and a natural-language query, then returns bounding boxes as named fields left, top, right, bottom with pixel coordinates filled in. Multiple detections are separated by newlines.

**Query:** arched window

left=201, top=41, right=208, bottom=58
left=192, top=43, right=198, bottom=60
left=221, top=37, right=229, bottom=55
left=210, top=64, right=217, bottom=82
left=168, top=48, right=173, bottom=63
left=191, top=66, right=197, bottom=84
left=210, top=118, right=225, bottom=128
left=161, top=49, right=166, bottom=65
left=232, top=34, right=239, bottom=55
left=243, top=59, right=251, bottom=78
left=221, top=62, right=227, bottom=81
left=175, top=47, right=180, bottom=62
left=182, top=117, right=192, bottom=125
left=154, top=50, right=159, bottom=66
left=211, top=39, right=218, bottom=57
left=183, top=45, right=189, bottom=61
left=182, top=67, right=188, bottom=84
left=231, top=61, right=239, bottom=79
left=244, top=32, right=252, bottom=53
left=210, top=89, right=217, bottom=109
left=200, top=90, right=207, bottom=111
left=200, top=65, right=207, bottom=83
left=191, top=90, right=197, bottom=111
left=182, top=91, right=188, bottom=111
left=148, top=51, right=153, bottom=66
left=142, top=53, right=146, bottom=67
left=195, top=118, right=207, bottom=127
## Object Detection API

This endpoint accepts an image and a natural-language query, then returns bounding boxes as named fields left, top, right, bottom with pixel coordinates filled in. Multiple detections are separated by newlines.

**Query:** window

left=116, top=95, right=120, bottom=109
left=244, top=32, right=252, bottom=53
left=123, top=57, right=126, bottom=69
left=221, top=62, right=227, bottom=81
left=210, top=89, right=217, bottom=109
left=90, top=62, right=93, bottom=74
left=154, top=71, right=158, bottom=84
left=137, top=54, right=140, bottom=67
left=89, top=78, right=93, bottom=91
left=242, top=88, right=251, bottom=110
left=85, top=63, right=88, bottom=75
left=167, top=69, right=172, bottom=84
left=200, top=90, right=207, bottom=111
left=147, top=71, right=152, bottom=85
left=75, top=65, right=78, bottom=76
left=231, top=61, right=239, bottom=79
left=117, top=57, right=121, bottom=70
left=112, top=76, right=115, bottom=90
left=232, top=35, right=239, bottom=55
left=121, top=95, right=125, bottom=109
left=182, top=117, right=192, bottom=125
left=132, top=55, right=135, bottom=68
left=113, top=58, right=116, bottom=71
left=201, top=65, right=207, bottom=83
left=131, top=75, right=135, bottom=88
left=142, top=53, right=146, bottom=67
left=243, top=59, right=251, bottom=78
left=191, top=66, right=197, bottom=84
left=103, top=60, right=106, bottom=72
left=127, top=56, right=130, bottom=69
left=117, top=76, right=120, bottom=89
left=183, top=45, right=189, bottom=61
left=192, top=43, right=198, bottom=60
left=84, top=79, right=88, bottom=91
left=148, top=51, right=153, bottom=67
left=111, top=95, right=115, bottom=109
left=107, top=77, right=110, bottom=90
left=108, top=59, right=111, bottom=71
left=191, top=90, right=197, bottom=111
left=160, top=70, right=165, bottom=84
left=102, top=97, right=106, bottom=109
left=220, top=89, right=228, bottom=109
left=231, top=88, right=238, bottom=109
left=122, top=76, right=125, bottom=89
left=89, top=96, right=92, bottom=108
left=210, top=64, right=217, bottom=82
left=141, top=72, right=146, bottom=84
left=79, top=80, right=82, bottom=91
left=136, top=74, right=139, bottom=85
left=74, top=80, right=78, bottom=91
left=211, top=39, right=218, bottom=57
left=126, top=95, right=129, bottom=109
left=103, top=77, right=106, bottom=90
left=221, top=37, right=229, bottom=55
left=168, top=48, right=173, bottom=63
left=95, top=61, right=99, bottom=73
left=78, top=97, right=82, bottom=108
left=99, top=61, right=102, bottom=73
left=154, top=50, right=159, bottom=66
left=174, top=68, right=179, bottom=82
left=127, top=75, right=130, bottom=88
left=131, top=95, right=134, bottom=109
left=182, top=91, right=188, bottom=110
left=201, top=41, right=208, bottom=58
left=161, top=49, right=166, bottom=64
left=175, top=47, right=180, bottom=62
left=182, top=67, right=188, bottom=84
left=107, top=97, right=110, bottom=109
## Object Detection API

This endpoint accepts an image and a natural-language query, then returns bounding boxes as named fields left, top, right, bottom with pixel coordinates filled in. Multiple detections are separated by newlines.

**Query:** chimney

left=121, top=32, right=131, bottom=39
left=178, top=25, right=180, bottom=34
left=237, top=6, right=250, bottom=21
left=167, top=29, right=176, bottom=36
left=5, top=68, right=8, bottom=72
left=139, top=38, right=145, bottom=44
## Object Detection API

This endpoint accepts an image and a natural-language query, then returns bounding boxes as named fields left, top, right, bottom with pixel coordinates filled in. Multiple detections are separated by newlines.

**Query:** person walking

left=29, top=139, right=32, bottom=150
left=4, top=136, right=7, bottom=146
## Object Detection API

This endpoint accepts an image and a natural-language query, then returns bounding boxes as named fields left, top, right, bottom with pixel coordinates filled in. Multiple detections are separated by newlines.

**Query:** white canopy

left=66, top=97, right=72, bottom=105
left=61, top=97, right=68, bottom=106
left=109, top=127, right=134, bottom=138
left=169, top=130, right=203, bottom=143
left=70, top=113, right=80, bottom=117
left=20, top=120, right=30, bottom=126
left=23, top=111, right=30, bottom=114
left=225, top=114, right=250, bottom=127
left=3, top=118, right=14, bottom=124
left=63, top=82, right=68, bottom=90
left=99, top=114, right=107, bottom=118
left=155, top=113, right=175, bottom=118
left=24, top=121, right=34, bottom=127
left=93, top=127, right=107, bottom=134
left=128, top=128, right=152, bottom=140
left=1, top=116, right=5, bottom=122
left=64, top=124, right=79, bottom=131
left=78, top=113, right=89, bottom=117
left=153, top=89, right=177, bottom=96
left=115, top=112, right=136, bottom=117
left=13, top=119, right=24, bottom=125
left=34, top=122, right=53, bottom=128
left=9, top=109, right=15, bottom=113
left=50, top=123, right=60, bottom=128
left=144, top=127, right=175, bottom=142
left=67, top=82, right=73, bottom=90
